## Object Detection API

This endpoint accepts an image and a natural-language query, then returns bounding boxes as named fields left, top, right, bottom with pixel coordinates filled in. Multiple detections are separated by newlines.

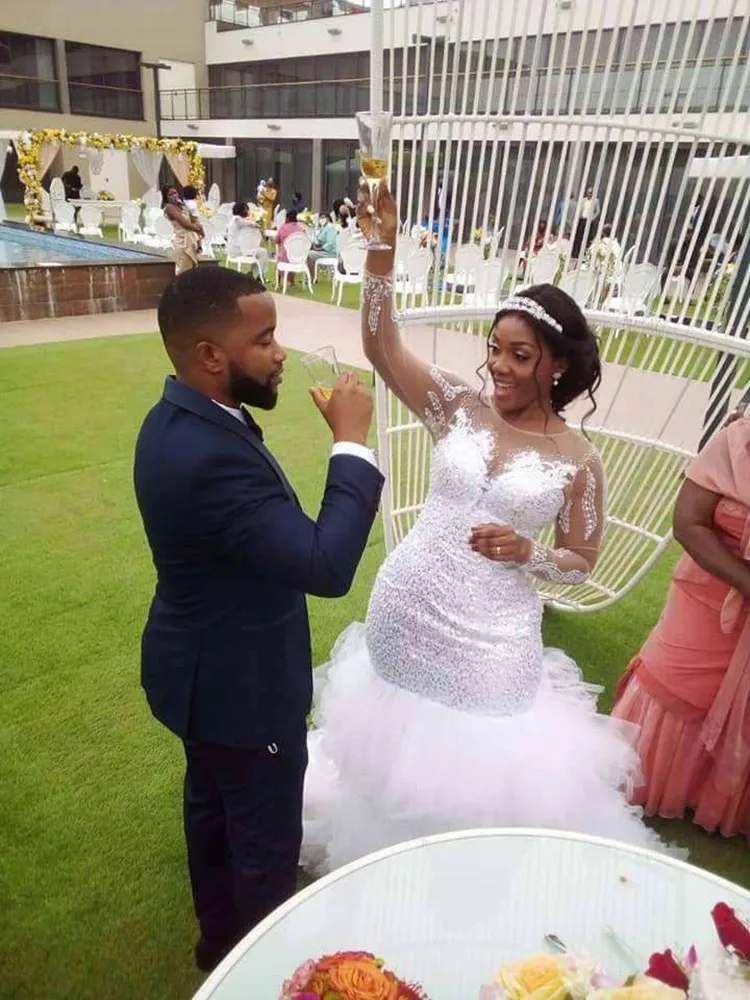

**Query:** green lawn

left=1, top=290, right=748, bottom=1000
left=1, top=333, right=748, bottom=1000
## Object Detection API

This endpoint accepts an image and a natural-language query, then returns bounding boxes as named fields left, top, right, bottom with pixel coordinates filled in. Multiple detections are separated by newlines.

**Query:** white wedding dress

left=302, top=275, right=663, bottom=875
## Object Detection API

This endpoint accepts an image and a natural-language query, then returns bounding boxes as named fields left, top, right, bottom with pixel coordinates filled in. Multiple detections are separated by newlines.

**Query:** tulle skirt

left=302, top=624, right=666, bottom=875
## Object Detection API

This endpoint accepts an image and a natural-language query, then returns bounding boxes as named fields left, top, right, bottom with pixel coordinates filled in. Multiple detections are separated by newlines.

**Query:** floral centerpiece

left=279, top=904, right=750, bottom=1000
left=97, top=189, right=115, bottom=201
left=247, top=202, right=265, bottom=226
left=280, top=951, right=428, bottom=1000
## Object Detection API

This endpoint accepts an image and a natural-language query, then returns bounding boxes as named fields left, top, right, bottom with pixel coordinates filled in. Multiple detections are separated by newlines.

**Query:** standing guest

left=163, top=186, right=203, bottom=275
left=572, top=187, right=600, bottom=259
left=62, top=165, right=83, bottom=201
left=614, top=417, right=750, bottom=840
left=260, top=176, right=278, bottom=232
left=133, top=267, right=383, bottom=972
left=291, top=191, right=306, bottom=213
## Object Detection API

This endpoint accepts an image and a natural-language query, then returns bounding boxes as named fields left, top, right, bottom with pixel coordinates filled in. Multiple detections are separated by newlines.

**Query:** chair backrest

left=144, top=188, right=161, bottom=209
left=209, top=215, right=229, bottom=239
left=622, top=264, right=661, bottom=302
left=49, top=177, right=65, bottom=201
left=53, top=201, right=75, bottom=223
left=527, top=250, right=560, bottom=285
left=396, top=236, right=418, bottom=260
left=218, top=202, right=234, bottom=217
left=622, top=245, right=637, bottom=268
left=560, top=269, right=596, bottom=306
left=339, top=241, right=366, bottom=275
left=338, top=226, right=355, bottom=248
left=40, top=189, right=52, bottom=214
left=237, top=226, right=262, bottom=254
left=154, top=215, right=174, bottom=240
left=402, top=248, right=432, bottom=282
left=454, top=244, right=484, bottom=274
left=274, top=208, right=287, bottom=228
left=488, top=228, right=505, bottom=256
left=144, top=206, right=162, bottom=231
left=474, top=259, right=507, bottom=298
left=283, top=232, right=311, bottom=264
left=122, top=202, right=141, bottom=226
left=207, top=183, right=221, bottom=209
left=79, top=205, right=102, bottom=228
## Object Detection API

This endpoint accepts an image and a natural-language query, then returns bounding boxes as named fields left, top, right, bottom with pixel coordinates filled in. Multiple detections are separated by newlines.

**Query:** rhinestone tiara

left=495, top=295, right=563, bottom=334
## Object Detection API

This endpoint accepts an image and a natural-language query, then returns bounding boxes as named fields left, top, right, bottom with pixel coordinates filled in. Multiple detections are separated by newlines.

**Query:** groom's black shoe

left=194, top=935, right=235, bottom=974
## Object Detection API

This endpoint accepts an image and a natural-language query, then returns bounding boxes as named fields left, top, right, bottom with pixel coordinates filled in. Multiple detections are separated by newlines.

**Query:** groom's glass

left=301, top=346, right=340, bottom=399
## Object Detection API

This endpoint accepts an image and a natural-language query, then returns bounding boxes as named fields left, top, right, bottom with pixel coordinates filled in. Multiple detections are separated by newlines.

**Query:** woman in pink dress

left=275, top=209, right=304, bottom=263
left=613, top=417, right=750, bottom=838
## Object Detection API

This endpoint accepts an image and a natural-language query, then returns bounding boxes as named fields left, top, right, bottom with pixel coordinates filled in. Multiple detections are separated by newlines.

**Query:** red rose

left=712, top=902, right=750, bottom=961
left=645, top=949, right=689, bottom=992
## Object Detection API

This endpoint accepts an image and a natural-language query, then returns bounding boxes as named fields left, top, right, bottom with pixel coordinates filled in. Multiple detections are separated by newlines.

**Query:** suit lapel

left=163, top=377, right=298, bottom=504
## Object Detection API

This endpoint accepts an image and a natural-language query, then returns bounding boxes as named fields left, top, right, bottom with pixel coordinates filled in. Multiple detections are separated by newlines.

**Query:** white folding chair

left=119, top=202, right=143, bottom=242
left=274, top=207, right=287, bottom=229
left=144, top=188, right=161, bottom=209
left=207, top=183, right=221, bottom=210
left=332, top=242, right=366, bottom=305
left=152, top=214, right=175, bottom=251
left=394, top=249, right=433, bottom=306
left=78, top=205, right=104, bottom=237
left=464, top=259, right=507, bottom=309
left=143, top=206, right=163, bottom=235
left=217, top=202, right=234, bottom=218
left=488, top=227, right=506, bottom=257
left=276, top=232, right=312, bottom=294
left=39, top=189, right=53, bottom=222
left=560, top=269, right=597, bottom=307
left=313, top=255, right=339, bottom=283
left=49, top=177, right=66, bottom=202
left=226, top=226, right=267, bottom=284
left=444, top=244, right=484, bottom=290
left=395, top=236, right=419, bottom=278
left=524, top=249, right=560, bottom=288
left=604, top=264, right=662, bottom=317
left=53, top=200, right=77, bottom=234
left=207, top=214, right=228, bottom=252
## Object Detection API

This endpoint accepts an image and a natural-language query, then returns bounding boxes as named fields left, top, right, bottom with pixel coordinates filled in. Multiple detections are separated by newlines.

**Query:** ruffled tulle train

left=302, top=624, right=667, bottom=875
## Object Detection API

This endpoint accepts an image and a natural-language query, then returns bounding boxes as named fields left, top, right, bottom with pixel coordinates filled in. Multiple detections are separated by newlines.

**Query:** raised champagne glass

left=300, top=346, right=340, bottom=399
left=356, top=110, right=393, bottom=250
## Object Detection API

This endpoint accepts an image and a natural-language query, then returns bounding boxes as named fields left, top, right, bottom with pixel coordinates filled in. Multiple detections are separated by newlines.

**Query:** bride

left=302, top=183, right=662, bottom=874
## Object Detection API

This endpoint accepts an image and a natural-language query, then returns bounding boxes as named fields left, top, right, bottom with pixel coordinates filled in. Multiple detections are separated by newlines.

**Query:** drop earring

left=552, top=372, right=562, bottom=385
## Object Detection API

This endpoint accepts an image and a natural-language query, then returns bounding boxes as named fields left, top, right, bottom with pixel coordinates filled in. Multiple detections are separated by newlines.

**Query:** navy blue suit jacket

left=134, top=377, right=384, bottom=749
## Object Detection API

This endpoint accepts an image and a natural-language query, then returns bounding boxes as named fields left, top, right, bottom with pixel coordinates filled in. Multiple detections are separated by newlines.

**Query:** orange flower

left=309, top=953, right=400, bottom=1000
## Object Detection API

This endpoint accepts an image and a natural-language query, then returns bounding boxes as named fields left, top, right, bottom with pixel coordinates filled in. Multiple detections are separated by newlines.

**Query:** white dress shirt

left=213, top=400, right=377, bottom=468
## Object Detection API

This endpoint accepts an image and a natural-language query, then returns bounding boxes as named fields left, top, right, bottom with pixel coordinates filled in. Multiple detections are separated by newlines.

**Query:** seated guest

left=613, top=417, right=750, bottom=840
left=307, top=218, right=339, bottom=278
left=291, top=191, right=306, bottom=213
left=275, top=209, right=304, bottom=263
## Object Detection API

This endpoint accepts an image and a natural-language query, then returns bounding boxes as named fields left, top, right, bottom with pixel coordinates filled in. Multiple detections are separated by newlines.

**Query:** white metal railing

left=371, top=0, right=750, bottom=612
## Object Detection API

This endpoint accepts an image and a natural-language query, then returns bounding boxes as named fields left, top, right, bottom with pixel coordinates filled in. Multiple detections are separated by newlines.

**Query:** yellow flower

left=593, top=975, right=687, bottom=1000
left=497, top=954, right=572, bottom=1000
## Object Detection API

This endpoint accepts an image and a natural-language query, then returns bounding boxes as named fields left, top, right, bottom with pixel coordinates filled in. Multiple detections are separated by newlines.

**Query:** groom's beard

left=227, top=361, right=278, bottom=411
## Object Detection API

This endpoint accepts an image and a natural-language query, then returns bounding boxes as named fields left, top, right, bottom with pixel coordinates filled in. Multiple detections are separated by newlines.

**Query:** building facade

left=156, top=0, right=749, bottom=258
left=0, top=0, right=207, bottom=200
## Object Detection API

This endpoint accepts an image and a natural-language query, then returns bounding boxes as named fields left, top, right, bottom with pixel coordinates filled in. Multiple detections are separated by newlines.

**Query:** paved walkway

left=0, top=292, right=732, bottom=451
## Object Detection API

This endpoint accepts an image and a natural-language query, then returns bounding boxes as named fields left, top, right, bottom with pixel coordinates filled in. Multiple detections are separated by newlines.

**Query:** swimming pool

left=0, top=223, right=163, bottom=267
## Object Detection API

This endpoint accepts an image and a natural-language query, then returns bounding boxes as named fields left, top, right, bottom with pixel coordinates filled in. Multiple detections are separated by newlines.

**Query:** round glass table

left=193, top=829, right=750, bottom=1000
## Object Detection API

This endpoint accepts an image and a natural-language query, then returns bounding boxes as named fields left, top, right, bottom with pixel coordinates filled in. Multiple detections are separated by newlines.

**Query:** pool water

left=0, top=223, right=161, bottom=267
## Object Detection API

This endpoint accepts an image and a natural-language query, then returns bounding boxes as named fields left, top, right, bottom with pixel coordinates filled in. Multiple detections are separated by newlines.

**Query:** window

left=0, top=31, right=59, bottom=111
left=65, top=42, right=142, bottom=120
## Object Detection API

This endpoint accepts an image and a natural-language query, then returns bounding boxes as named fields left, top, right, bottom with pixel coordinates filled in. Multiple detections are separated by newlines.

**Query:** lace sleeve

left=524, top=449, right=606, bottom=584
left=362, top=269, right=471, bottom=438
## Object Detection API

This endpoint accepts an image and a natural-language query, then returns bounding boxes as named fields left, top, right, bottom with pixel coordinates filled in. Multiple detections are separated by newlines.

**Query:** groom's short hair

left=158, top=267, right=266, bottom=359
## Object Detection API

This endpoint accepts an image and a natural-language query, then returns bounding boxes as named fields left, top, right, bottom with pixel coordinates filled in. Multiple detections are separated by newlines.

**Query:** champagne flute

left=301, top=346, right=340, bottom=399
left=356, top=110, right=393, bottom=250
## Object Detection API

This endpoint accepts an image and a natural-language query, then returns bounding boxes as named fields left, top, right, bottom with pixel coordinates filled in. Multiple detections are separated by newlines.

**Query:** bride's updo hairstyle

left=491, top=283, right=602, bottom=418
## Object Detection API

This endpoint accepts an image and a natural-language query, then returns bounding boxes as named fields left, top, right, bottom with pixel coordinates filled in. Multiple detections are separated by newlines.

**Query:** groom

left=134, top=267, right=383, bottom=972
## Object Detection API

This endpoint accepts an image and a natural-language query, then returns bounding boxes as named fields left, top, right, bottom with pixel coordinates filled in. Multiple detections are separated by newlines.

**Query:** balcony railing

left=163, top=64, right=750, bottom=122
left=207, top=0, right=413, bottom=30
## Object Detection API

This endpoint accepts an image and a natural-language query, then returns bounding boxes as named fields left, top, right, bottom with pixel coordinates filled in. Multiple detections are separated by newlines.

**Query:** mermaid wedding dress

left=302, top=274, right=662, bottom=875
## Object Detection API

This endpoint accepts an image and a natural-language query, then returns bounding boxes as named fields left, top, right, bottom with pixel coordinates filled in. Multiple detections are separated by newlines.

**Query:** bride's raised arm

left=358, top=182, right=469, bottom=437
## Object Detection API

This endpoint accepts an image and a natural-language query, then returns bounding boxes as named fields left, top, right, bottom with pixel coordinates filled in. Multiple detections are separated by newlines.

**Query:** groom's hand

left=311, top=372, right=373, bottom=447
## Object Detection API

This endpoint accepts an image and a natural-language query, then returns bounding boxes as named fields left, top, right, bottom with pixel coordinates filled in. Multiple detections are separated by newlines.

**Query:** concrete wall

left=0, top=0, right=206, bottom=135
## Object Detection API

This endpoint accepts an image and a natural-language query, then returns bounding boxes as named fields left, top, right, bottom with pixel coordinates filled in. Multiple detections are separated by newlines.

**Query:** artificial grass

left=1, top=333, right=747, bottom=1000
